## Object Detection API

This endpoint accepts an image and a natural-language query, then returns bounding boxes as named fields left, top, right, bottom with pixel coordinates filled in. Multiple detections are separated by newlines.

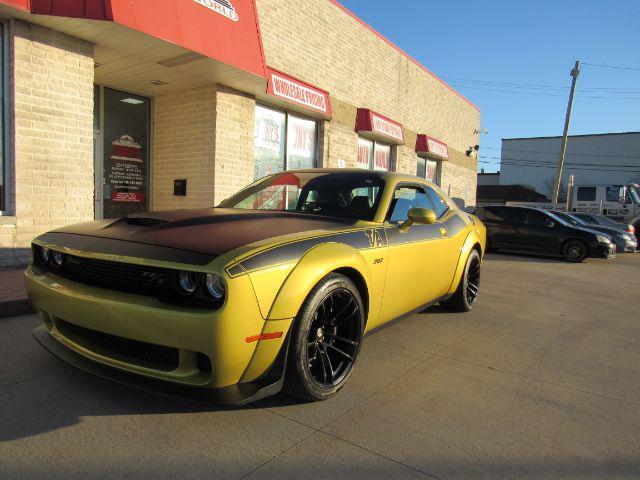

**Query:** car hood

left=43, top=209, right=361, bottom=257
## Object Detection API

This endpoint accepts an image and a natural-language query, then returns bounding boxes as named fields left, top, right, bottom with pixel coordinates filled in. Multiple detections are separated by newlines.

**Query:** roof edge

left=503, top=131, right=640, bottom=141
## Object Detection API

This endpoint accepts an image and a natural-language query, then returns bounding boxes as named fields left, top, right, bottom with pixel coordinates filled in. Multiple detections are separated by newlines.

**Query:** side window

left=606, top=186, right=622, bottom=203
left=577, top=187, right=597, bottom=202
left=424, top=187, right=449, bottom=219
left=388, top=186, right=430, bottom=224
left=524, top=210, right=551, bottom=227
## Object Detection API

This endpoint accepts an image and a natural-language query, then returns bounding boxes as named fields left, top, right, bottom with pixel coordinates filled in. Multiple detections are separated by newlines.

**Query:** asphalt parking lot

left=1, top=253, right=640, bottom=480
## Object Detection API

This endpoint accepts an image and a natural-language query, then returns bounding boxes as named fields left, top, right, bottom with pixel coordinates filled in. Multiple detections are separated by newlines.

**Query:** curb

left=0, top=299, right=35, bottom=318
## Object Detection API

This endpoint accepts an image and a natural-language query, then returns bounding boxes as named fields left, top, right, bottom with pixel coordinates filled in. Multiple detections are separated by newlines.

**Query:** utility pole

left=552, top=60, right=580, bottom=204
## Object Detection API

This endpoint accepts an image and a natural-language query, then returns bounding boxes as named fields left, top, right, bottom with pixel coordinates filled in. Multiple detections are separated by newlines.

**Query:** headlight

left=37, top=246, right=50, bottom=264
left=51, top=250, right=64, bottom=267
left=596, top=235, right=610, bottom=244
left=177, top=271, right=198, bottom=294
left=204, top=273, right=226, bottom=300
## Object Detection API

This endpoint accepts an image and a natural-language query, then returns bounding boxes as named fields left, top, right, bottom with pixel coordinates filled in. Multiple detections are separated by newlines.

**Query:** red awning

left=266, top=68, right=332, bottom=118
left=416, top=134, right=449, bottom=160
left=355, top=109, right=404, bottom=145
left=2, top=0, right=266, bottom=79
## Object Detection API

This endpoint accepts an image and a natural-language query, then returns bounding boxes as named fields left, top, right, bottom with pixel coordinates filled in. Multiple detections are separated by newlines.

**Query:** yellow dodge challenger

left=27, top=170, right=486, bottom=404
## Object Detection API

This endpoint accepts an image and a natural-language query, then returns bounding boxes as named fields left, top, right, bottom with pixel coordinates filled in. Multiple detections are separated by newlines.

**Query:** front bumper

left=595, top=242, right=616, bottom=259
left=26, top=265, right=293, bottom=404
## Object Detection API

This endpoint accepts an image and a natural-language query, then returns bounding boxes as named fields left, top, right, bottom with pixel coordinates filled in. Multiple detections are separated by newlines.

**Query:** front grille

left=59, top=255, right=174, bottom=297
left=56, top=318, right=180, bottom=372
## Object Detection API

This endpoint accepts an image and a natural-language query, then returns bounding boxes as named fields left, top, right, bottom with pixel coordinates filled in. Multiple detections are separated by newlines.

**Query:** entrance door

left=94, top=86, right=151, bottom=219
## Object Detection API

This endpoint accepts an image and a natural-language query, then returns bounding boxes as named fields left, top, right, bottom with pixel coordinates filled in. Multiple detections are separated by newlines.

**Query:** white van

left=570, top=184, right=640, bottom=223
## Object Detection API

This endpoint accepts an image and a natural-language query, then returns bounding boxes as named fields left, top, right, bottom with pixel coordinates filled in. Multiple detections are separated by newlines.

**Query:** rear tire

left=561, top=239, right=589, bottom=263
left=441, top=249, right=482, bottom=312
left=284, top=273, right=365, bottom=402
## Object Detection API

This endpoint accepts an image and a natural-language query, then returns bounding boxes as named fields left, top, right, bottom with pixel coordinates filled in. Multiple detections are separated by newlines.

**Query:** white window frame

left=416, top=155, right=441, bottom=186
left=254, top=104, right=320, bottom=178
left=357, top=136, right=395, bottom=172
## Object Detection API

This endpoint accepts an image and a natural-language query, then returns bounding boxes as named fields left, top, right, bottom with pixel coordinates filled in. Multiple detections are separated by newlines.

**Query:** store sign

left=193, top=0, right=239, bottom=21
left=267, top=69, right=332, bottom=116
left=356, top=109, right=405, bottom=144
left=371, top=114, right=404, bottom=143
left=416, top=134, right=449, bottom=160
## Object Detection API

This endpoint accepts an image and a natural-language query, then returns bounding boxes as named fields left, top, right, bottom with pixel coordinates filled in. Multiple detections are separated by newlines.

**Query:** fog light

left=51, top=251, right=64, bottom=267
left=204, top=273, right=225, bottom=300
left=178, top=271, right=198, bottom=294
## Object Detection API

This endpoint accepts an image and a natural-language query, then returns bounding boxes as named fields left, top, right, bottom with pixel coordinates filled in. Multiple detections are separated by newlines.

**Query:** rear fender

left=446, top=230, right=484, bottom=295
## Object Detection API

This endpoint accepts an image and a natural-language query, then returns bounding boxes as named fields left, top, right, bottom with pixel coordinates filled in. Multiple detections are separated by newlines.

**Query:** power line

left=450, top=84, right=640, bottom=100
left=481, top=145, right=640, bottom=160
left=479, top=155, right=640, bottom=169
left=582, top=62, right=640, bottom=71
left=443, top=76, right=640, bottom=92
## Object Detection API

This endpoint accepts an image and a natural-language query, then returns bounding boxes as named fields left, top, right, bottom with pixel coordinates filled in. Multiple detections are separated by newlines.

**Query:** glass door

left=94, top=86, right=151, bottom=219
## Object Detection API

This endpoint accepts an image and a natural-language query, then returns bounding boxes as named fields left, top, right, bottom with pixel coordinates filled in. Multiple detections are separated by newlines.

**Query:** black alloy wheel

left=441, top=249, right=482, bottom=312
left=285, top=273, right=364, bottom=401
left=562, top=239, right=589, bottom=263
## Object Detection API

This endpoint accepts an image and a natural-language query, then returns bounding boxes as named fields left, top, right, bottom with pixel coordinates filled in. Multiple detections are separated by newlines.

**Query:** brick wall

left=212, top=85, right=255, bottom=205
left=256, top=0, right=479, bottom=201
left=0, top=20, right=94, bottom=267
left=152, top=85, right=217, bottom=211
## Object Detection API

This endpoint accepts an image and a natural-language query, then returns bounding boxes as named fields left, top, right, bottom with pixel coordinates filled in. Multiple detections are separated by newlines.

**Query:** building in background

left=478, top=170, right=500, bottom=186
left=0, top=0, right=480, bottom=267
left=500, top=132, right=640, bottom=199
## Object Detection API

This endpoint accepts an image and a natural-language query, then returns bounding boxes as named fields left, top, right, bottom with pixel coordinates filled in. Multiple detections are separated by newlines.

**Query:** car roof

left=283, top=169, right=437, bottom=187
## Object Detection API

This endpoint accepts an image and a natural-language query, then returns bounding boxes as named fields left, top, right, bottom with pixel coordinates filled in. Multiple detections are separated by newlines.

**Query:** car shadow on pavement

left=0, top=356, right=305, bottom=442
left=485, top=252, right=568, bottom=264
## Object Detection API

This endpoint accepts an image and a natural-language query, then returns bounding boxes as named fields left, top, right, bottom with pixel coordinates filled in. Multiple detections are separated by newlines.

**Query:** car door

left=379, top=184, right=453, bottom=323
left=514, top=209, right=560, bottom=253
left=481, top=206, right=518, bottom=249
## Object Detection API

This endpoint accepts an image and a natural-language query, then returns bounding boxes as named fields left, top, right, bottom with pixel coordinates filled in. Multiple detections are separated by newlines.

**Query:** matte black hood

left=45, top=209, right=357, bottom=258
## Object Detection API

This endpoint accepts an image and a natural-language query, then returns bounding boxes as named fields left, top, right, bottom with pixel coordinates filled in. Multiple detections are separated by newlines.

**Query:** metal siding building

left=500, top=132, right=640, bottom=198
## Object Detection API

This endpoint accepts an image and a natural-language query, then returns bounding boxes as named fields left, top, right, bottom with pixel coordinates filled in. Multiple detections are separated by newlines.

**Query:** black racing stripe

left=226, top=263, right=245, bottom=278
left=386, top=212, right=468, bottom=246
left=239, top=229, right=387, bottom=273
left=37, top=233, right=215, bottom=266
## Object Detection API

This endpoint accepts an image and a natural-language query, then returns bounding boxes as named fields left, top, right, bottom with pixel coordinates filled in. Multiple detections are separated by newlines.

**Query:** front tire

left=284, top=273, right=365, bottom=402
left=562, top=239, right=589, bottom=262
left=441, top=249, right=482, bottom=312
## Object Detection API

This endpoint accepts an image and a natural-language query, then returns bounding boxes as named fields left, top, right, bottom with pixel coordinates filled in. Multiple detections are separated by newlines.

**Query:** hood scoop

left=124, top=217, right=169, bottom=227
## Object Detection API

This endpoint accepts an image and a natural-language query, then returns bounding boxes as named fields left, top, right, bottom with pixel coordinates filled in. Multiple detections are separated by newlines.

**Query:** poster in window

left=254, top=106, right=286, bottom=179
left=426, top=159, right=438, bottom=183
left=374, top=143, right=391, bottom=171
left=357, top=138, right=373, bottom=169
left=287, top=115, right=316, bottom=170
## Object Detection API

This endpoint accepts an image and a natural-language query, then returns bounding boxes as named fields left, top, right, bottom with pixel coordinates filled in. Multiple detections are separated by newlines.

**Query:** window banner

left=357, top=138, right=372, bottom=169
left=374, top=144, right=391, bottom=171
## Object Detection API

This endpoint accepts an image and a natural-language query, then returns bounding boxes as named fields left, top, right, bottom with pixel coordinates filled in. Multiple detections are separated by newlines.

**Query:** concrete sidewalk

left=0, top=268, right=33, bottom=318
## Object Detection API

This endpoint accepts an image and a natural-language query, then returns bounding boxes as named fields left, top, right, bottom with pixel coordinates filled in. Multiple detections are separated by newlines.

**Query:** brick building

left=0, top=0, right=480, bottom=267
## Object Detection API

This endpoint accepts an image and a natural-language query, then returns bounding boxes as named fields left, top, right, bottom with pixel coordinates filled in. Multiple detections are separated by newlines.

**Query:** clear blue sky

left=339, top=0, right=640, bottom=173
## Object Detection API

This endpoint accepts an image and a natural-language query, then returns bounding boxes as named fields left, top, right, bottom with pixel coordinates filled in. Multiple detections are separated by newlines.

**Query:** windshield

left=594, top=214, right=626, bottom=228
left=218, top=172, right=386, bottom=221
left=552, top=211, right=584, bottom=227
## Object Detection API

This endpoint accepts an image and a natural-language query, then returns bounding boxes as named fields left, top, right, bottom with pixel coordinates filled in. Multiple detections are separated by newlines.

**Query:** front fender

left=446, top=228, right=485, bottom=296
left=267, top=242, right=372, bottom=321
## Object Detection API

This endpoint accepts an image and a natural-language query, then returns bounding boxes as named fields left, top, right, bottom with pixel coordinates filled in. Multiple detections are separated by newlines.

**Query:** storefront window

left=254, top=105, right=317, bottom=180
left=417, top=156, right=441, bottom=186
left=102, top=88, right=151, bottom=219
left=357, top=137, right=392, bottom=171
left=0, top=24, right=5, bottom=212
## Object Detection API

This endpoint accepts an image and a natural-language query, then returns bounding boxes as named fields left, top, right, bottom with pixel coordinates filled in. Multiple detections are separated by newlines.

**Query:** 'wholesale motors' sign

left=267, top=69, right=332, bottom=116
left=355, top=109, right=405, bottom=144
left=416, top=134, right=449, bottom=160
left=370, top=113, right=404, bottom=143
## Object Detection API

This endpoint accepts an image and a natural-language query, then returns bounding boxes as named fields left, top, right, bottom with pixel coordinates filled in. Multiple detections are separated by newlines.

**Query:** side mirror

left=619, top=187, right=628, bottom=205
left=399, top=207, right=436, bottom=233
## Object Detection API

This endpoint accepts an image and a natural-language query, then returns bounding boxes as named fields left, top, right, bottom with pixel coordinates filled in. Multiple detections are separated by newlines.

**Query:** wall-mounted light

left=474, top=128, right=488, bottom=135
left=466, top=145, right=480, bottom=158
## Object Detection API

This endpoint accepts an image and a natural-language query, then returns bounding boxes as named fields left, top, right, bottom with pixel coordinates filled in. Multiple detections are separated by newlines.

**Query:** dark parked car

left=553, top=211, right=637, bottom=253
left=473, top=205, right=616, bottom=262
left=571, top=212, right=635, bottom=236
